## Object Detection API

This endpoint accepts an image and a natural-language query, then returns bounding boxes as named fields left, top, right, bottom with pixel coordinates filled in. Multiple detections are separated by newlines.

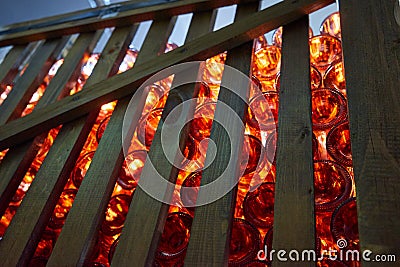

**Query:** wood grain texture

left=0, top=0, right=258, bottom=46
left=0, top=38, right=68, bottom=125
left=35, top=31, right=102, bottom=108
left=0, top=45, right=27, bottom=92
left=0, top=38, right=70, bottom=217
left=42, top=27, right=136, bottom=267
left=46, top=18, right=174, bottom=267
left=111, top=11, right=215, bottom=267
left=340, top=0, right=400, bottom=263
left=271, top=16, right=315, bottom=267
left=0, top=0, right=334, bottom=151
left=184, top=3, right=257, bottom=266
left=0, top=31, right=101, bottom=225
left=0, top=26, right=136, bottom=267
left=395, top=0, right=400, bottom=27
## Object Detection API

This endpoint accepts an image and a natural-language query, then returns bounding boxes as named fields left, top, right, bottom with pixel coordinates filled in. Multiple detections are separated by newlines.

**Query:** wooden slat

left=0, top=31, right=102, bottom=219
left=35, top=31, right=104, bottom=107
left=0, top=26, right=137, bottom=267
left=0, top=0, right=335, bottom=151
left=111, top=10, right=215, bottom=267
left=340, top=0, right=400, bottom=262
left=0, top=37, right=68, bottom=125
left=184, top=3, right=257, bottom=265
left=395, top=0, right=400, bottom=27
left=0, top=45, right=27, bottom=92
left=271, top=16, right=315, bottom=267
left=47, top=16, right=175, bottom=266
left=0, top=0, right=257, bottom=46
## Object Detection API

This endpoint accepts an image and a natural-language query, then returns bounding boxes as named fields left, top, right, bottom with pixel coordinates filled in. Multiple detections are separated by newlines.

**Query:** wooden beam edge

left=0, top=0, right=334, bottom=150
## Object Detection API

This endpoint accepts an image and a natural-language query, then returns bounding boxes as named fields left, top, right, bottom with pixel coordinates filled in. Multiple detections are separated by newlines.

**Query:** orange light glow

left=323, top=60, right=346, bottom=95
left=0, top=85, right=12, bottom=105
left=309, top=35, right=342, bottom=72
left=320, top=12, right=342, bottom=40
left=0, top=14, right=359, bottom=266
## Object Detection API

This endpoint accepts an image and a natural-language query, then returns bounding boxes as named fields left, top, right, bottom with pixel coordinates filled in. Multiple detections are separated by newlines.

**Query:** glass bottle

left=265, top=131, right=276, bottom=164
left=33, top=229, right=57, bottom=258
left=252, top=46, right=281, bottom=82
left=190, top=101, right=216, bottom=141
left=311, top=88, right=347, bottom=130
left=72, top=151, right=95, bottom=188
left=326, top=121, right=353, bottom=167
left=108, top=237, right=119, bottom=265
left=314, top=160, right=352, bottom=212
left=96, top=115, right=111, bottom=144
left=323, top=60, right=346, bottom=95
left=156, top=212, right=192, bottom=260
left=309, top=35, right=342, bottom=72
left=254, top=35, right=268, bottom=52
left=312, top=132, right=320, bottom=160
left=246, top=91, right=278, bottom=132
left=263, top=227, right=273, bottom=254
left=243, top=182, right=275, bottom=228
left=229, top=218, right=261, bottom=265
left=101, top=194, right=131, bottom=236
left=331, top=198, right=359, bottom=250
left=119, top=150, right=147, bottom=189
left=137, top=107, right=164, bottom=149
left=320, top=12, right=342, bottom=40
left=180, top=172, right=202, bottom=208
left=48, top=189, right=78, bottom=229
left=118, top=49, right=138, bottom=73
left=241, top=134, right=264, bottom=175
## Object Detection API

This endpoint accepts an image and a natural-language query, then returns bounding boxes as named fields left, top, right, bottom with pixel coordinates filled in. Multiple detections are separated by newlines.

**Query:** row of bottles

left=0, top=9, right=360, bottom=267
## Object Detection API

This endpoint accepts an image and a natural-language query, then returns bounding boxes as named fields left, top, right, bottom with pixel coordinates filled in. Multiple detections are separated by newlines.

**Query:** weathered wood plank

left=395, top=0, right=400, bottom=27
left=0, top=31, right=102, bottom=221
left=271, top=15, right=315, bottom=267
left=0, top=45, right=27, bottom=92
left=340, top=0, right=400, bottom=263
left=0, top=26, right=137, bottom=267
left=0, top=39, right=70, bottom=215
left=0, top=0, right=258, bottom=46
left=36, top=31, right=103, bottom=108
left=111, top=10, right=215, bottom=266
left=0, top=0, right=334, bottom=151
left=184, top=3, right=257, bottom=265
left=47, top=17, right=175, bottom=266
left=0, top=37, right=68, bottom=125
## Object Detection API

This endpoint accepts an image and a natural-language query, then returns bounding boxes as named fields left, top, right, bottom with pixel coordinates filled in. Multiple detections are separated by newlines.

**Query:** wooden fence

left=0, top=0, right=398, bottom=266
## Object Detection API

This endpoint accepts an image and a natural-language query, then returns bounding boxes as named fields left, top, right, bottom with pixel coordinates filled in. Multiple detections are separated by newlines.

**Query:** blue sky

left=0, top=0, right=338, bottom=50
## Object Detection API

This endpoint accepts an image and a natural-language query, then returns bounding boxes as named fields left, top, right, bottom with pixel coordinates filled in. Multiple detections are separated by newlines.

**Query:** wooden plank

left=0, top=26, right=137, bottom=267
left=184, top=3, right=257, bottom=265
left=0, top=0, right=334, bottom=150
left=0, top=45, right=27, bottom=92
left=0, top=37, right=68, bottom=125
left=111, top=10, right=216, bottom=267
left=47, top=17, right=175, bottom=266
left=0, top=0, right=258, bottom=46
left=36, top=31, right=104, bottom=107
left=340, top=0, right=400, bottom=263
left=271, top=16, right=315, bottom=267
left=0, top=31, right=102, bottom=220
